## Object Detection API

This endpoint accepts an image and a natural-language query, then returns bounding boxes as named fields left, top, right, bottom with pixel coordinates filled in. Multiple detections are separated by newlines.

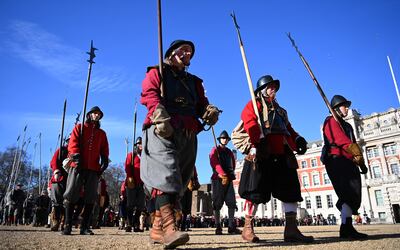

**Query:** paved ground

left=0, top=224, right=399, bottom=249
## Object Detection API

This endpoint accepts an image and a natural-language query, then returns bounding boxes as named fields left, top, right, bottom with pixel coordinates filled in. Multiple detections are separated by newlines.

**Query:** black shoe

left=215, top=226, right=223, bottom=235
left=228, top=226, right=242, bottom=234
left=125, top=226, right=132, bottom=232
left=340, top=218, right=368, bottom=239
left=80, top=228, right=94, bottom=235
left=133, top=227, right=144, bottom=232
left=62, top=226, right=72, bottom=235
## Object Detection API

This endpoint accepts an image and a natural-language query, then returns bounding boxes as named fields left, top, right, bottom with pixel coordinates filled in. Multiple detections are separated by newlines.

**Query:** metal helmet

left=135, top=137, right=142, bottom=145
left=255, top=75, right=280, bottom=93
left=217, top=130, right=231, bottom=141
left=86, top=106, right=104, bottom=120
left=164, top=40, right=195, bottom=59
left=330, top=95, right=351, bottom=109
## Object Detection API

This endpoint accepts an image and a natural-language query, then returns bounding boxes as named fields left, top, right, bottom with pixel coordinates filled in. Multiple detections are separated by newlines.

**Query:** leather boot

left=62, top=204, right=73, bottom=235
left=340, top=217, right=368, bottom=239
left=228, top=223, right=242, bottom=234
left=150, top=210, right=163, bottom=244
left=242, top=215, right=259, bottom=243
left=51, top=207, right=61, bottom=231
left=160, top=204, right=189, bottom=248
left=80, top=204, right=94, bottom=235
left=215, top=225, right=223, bottom=235
left=284, top=212, right=314, bottom=243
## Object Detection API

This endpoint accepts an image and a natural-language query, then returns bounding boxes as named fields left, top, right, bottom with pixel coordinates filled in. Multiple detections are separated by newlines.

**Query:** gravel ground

left=0, top=224, right=399, bottom=249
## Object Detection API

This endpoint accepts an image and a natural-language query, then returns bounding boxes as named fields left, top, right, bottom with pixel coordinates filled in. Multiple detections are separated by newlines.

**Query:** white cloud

left=2, top=20, right=131, bottom=92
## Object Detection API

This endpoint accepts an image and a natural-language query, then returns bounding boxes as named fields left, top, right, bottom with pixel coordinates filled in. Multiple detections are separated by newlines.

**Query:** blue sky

left=0, top=1, right=399, bottom=184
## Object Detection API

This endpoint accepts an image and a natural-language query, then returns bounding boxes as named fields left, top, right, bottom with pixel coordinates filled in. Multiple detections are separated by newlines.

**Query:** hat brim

left=164, top=41, right=195, bottom=59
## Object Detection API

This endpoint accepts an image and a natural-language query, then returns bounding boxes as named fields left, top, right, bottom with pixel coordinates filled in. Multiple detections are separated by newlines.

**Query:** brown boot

left=242, top=215, right=259, bottom=243
left=149, top=210, right=163, bottom=244
left=160, top=204, right=189, bottom=248
left=284, top=212, right=314, bottom=243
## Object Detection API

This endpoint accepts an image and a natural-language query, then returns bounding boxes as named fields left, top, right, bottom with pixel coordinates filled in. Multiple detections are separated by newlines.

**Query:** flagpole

left=387, top=56, right=400, bottom=106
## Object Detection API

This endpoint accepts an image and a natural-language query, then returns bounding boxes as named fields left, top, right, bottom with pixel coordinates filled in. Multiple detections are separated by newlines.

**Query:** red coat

left=120, top=181, right=126, bottom=198
left=49, top=147, right=67, bottom=183
left=209, top=146, right=236, bottom=180
left=124, top=151, right=143, bottom=185
left=68, top=122, right=109, bottom=172
left=241, top=99, right=299, bottom=154
left=140, top=67, right=210, bottom=133
left=323, top=116, right=353, bottom=160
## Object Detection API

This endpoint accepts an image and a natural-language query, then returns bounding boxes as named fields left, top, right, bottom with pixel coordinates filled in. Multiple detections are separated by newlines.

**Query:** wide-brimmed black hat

left=86, top=106, right=104, bottom=120
left=255, top=75, right=280, bottom=93
left=164, top=40, right=195, bottom=59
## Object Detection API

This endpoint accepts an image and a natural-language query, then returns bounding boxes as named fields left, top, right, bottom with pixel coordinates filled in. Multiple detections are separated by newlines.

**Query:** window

left=378, top=212, right=386, bottom=221
left=316, top=196, right=322, bottom=208
left=312, top=174, right=320, bottom=186
left=327, top=195, right=334, bottom=208
left=301, top=160, right=307, bottom=168
left=367, top=147, right=379, bottom=158
left=384, top=144, right=397, bottom=156
left=305, top=197, right=311, bottom=209
left=273, top=198, right=277, bottom=210
left=302, top=175, right=309, bottom=187
left=372, top=166, right=382, bottom=178
left=375, top=190, right=384, bottom=206
left=323, top=173, right=331, bottom=185
left=390, top=163, right=399, bottom=175
left=311, top=159, right=318, bottom=167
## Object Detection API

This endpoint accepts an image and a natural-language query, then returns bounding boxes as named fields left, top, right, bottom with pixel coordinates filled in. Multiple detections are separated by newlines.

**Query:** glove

left=127, top=177, right=135, bottom=189
left=359, top=163, right=368, bottom=174
left=245, top=147, right=257, bottom=162
left=187, top=179, right=194, bottom=191
left=53, top=169, right=61, bottom=182
left=219, top=175, right=229, bottom=186
left=345, top=143, right=365, bottom=166
left=151, top=104, right=174, bottom=138
left=296, top=136, right=308, bottom=155
left=202, top=104, right=220, bottom=126
left=99, top=155, right=109, bottom=175
left=70, top=153, right=81, bottom=174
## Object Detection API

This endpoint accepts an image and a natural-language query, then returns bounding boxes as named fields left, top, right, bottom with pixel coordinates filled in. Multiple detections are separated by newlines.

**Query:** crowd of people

left=1, top=39, right=370, bottom=248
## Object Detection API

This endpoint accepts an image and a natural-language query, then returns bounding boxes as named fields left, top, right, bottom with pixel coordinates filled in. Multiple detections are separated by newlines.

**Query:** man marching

left=124, top=137, right=145, bottom=233
left=49, top=138, right=69, bottom=231
left=140, top=40, right=220, bottom=248
left=62, top=106, right=109, bottom=235
left=239, top=75, right=314, bottom=243
left=209, top=130, right=241, bottom=235
left=322, top=95, right=368, bottom=239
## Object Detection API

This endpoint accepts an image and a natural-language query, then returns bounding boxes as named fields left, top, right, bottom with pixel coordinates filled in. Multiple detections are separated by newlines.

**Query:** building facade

left=208, top=108, right=400, bottom=223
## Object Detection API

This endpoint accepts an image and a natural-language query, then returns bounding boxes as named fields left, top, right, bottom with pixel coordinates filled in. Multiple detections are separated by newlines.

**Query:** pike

left=80, top=40, right=97, bottom=140
left=132, top=100, right=138, bottom=156
left=59, top=99, right=67, bottom=161
left=287, top=33, right=343, bottom=128
left=157, top=0, right=165, bottom=97
left=231, top=12, right=264, bottom=136
left=211, top=126, right=221, bottom=163
left=38, top=132, right=42, bottom=194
